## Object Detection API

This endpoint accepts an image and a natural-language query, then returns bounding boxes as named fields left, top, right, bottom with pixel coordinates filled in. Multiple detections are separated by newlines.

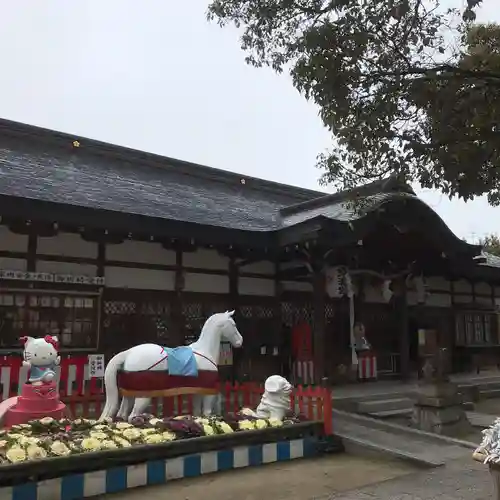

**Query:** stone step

left=467, top=411, right=494, bottom=428
left=479, top=388, right=500, bottom=399
left=357, top=397, right=413, bottom=414
left=333, top=413, right=472, bottom=468
left=369, top=408, right=413, bottom=419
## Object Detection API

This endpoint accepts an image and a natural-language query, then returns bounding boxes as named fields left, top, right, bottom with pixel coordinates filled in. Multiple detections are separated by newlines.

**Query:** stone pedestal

left=412, top=382, right=472, bottom=437
left=4, top=382, right=66, bottom=427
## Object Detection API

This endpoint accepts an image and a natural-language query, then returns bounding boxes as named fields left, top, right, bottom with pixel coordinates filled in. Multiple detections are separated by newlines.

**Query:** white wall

left=183, top=249, right=229, bottom=270
left=239, top=277, right=275, bottom=296
left=184, top=273, right=229, bottom=293
left=37, top=261, right=97, bottom=277
left=37, top=233, right=97, bottom=258
left=0, top=226, right=28, bottom=253
left=106, top=240, right=175, bottom=265
left=105, top=267, right=175, bottom=290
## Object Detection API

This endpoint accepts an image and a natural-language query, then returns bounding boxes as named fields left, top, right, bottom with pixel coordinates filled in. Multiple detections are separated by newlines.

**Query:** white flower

left=115, top=422, right=132, bottom=430
left=50, top=441, right=71, bottom=457
left=6, top=433, right=24, bottom=441
left=238, top=420, right=255, bottom=431
left=92, top=425, right=108, bottom=431
left=6, top=446, right=26, bottom=463
left=255, top=419, right=268, bottom=430
left=140, top=428, right=157, bottom=436
left=100, top=440, right=118, bottom=450
left=216, top=422, right=234, bottom=434
left=89, top=432, right=108, bottom=441
left=149, top=418, right=162, bottom=426
left=268, top=418, right=283, bottom=428
left=26, top=445, right=47, bottom=460
left=161, top=431, right=176, bottom=441
left=144, top=434, right=164, bottom=444
left=202, top=424, right=215, bottom=436
left=122, top=428, right=142, bottom=441
left=39, top=417, right=54, bottom=426
left=81, top=438, right=101, bottom=451
left=113, top=437, right=132, bottom=448
left=240, top=408, right=255, bottom=416
left=195, top=418, right=209, bottom=425
left=18, top=436, right=40, bottom=447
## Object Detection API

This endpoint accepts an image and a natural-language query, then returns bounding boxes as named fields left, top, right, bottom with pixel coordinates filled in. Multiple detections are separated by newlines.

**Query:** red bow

left=19, top=336, right=29, bottom=345
left=44, top=336, right=59, bottom=351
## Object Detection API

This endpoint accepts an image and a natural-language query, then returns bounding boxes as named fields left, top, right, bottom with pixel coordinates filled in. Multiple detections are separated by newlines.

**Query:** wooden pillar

left=172, top=247, right=184, bottom=345
left=228, top=256, right=239, bottom=309
left=312, top=265, right=326, bottom=384
left=228, top=256, right=239, bottom=381
left=396, top=278, right=410, bottom=380
left=96, top=242, right=106, bottom=352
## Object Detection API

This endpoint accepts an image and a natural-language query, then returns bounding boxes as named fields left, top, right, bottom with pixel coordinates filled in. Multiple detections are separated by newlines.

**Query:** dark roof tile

left=0, top=119, right=323, bottom=232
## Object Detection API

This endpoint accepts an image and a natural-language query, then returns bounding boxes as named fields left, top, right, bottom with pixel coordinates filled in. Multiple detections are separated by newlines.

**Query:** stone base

left=412, top=382, right=472, bottom=437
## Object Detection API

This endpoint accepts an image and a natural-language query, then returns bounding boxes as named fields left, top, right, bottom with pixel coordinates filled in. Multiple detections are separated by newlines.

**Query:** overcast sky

left=0, top=1, right=497, bottom=241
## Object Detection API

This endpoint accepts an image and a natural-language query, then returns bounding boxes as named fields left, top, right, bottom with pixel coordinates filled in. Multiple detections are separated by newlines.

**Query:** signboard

left=0, top=269, right=104, bottom=285
left=88, top=354, right=105, bottom=378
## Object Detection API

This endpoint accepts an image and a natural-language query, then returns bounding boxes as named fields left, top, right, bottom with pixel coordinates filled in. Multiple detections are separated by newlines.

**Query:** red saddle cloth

left=117, top=370, right=219, bottom=392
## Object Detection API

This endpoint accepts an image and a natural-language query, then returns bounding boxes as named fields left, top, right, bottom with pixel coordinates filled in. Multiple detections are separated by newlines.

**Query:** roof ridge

left=0, top=117, right=324, bottom=202
left=280, top=176, right=415, bottom=216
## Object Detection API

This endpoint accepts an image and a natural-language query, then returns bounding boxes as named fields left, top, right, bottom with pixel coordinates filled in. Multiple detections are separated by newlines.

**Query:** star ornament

left=72, top=140, right=80, bottom=148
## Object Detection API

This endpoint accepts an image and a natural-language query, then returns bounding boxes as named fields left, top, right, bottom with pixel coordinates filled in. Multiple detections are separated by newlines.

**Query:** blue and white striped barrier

left=0, top=437, right=319, bottom=500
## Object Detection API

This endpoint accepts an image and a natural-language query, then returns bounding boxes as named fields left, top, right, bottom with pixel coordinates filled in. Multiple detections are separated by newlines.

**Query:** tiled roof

left=0, top=119, right=322, bottom=232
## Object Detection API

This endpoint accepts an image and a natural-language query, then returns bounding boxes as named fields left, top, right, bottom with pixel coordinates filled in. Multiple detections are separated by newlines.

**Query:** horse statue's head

left=209, top=310, right=243, bottom=348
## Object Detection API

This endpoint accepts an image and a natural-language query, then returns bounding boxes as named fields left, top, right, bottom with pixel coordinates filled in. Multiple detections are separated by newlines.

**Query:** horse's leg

left=117, top=396, right=134, bottom=421
left=128, top=397, right=151, bottom=421
left=191, top=395, right=203, bottom=416
left=202, top=395, right=217, bottom=416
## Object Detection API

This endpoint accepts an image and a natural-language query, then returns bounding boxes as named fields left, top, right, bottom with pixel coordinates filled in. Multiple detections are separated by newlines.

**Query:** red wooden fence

left=62, top=383, right=333, bottom=435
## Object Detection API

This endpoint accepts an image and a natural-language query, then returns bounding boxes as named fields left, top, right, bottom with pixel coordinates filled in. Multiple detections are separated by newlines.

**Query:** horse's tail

left=99, top=349, right=130, bottom=420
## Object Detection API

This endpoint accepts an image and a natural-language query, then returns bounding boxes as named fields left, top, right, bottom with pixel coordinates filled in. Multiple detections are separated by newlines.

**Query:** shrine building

left=0, top=118, right=499, bottom=385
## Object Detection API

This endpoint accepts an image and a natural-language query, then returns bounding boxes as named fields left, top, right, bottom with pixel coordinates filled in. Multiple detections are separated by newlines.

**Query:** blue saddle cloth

left=164, top=347, right=198, bottom=377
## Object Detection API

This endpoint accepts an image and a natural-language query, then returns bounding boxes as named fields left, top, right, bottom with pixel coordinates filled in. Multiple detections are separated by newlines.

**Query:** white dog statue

left=243, top=375, right=292, bottom=421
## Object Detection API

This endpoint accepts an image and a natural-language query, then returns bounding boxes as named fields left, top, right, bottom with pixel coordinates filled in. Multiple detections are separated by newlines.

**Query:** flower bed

left=0, top=412, right=305, bottom=465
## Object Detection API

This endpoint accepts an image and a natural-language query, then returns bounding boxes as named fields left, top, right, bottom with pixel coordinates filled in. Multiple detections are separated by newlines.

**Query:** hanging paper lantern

left=381, top=280, right=393, bottom=302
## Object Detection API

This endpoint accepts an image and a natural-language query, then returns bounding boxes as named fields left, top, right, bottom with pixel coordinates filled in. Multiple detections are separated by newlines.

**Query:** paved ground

left=97, top=455, right=416, bottom=500
left=327, top=458, right=493, bottom=500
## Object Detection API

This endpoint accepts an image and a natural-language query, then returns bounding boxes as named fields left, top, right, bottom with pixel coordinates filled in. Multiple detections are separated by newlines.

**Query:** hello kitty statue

left=0, top=336, right=66, bottom=428
left=21, top=335, right=61, bottom=385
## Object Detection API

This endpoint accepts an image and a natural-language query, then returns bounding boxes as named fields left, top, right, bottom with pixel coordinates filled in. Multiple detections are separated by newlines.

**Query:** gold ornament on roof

left=72, top=140, right=80, bottom=148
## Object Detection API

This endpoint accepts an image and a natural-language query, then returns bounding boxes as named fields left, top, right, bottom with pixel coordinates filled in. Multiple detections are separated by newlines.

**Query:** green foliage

left=207, top=1, right=500, bottom=204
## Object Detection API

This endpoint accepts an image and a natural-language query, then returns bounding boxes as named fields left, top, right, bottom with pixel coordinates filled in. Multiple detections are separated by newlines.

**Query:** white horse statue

left=100, top=311, right=242, bottom=422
